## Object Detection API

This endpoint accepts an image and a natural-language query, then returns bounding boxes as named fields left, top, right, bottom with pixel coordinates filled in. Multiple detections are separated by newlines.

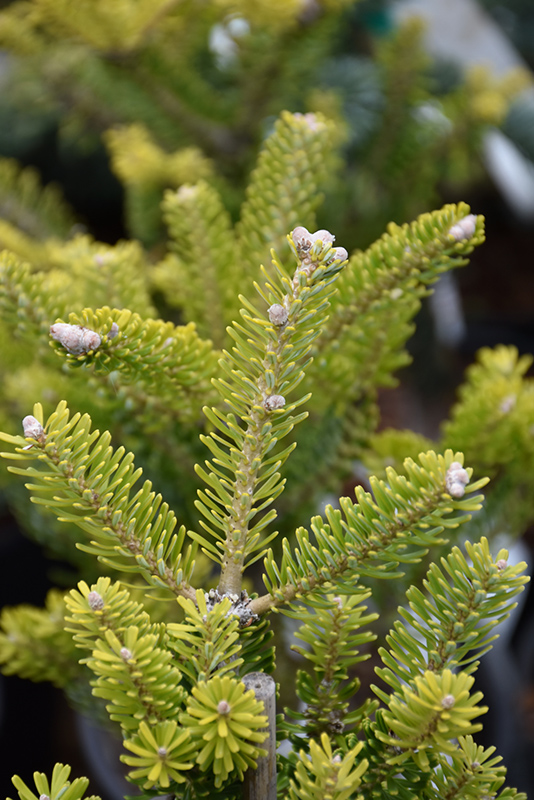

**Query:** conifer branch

left=0, top=219, right=48, bottom=264
left=236, top=111, right=339, bottom=275
left=0, top=251, right=69, bottom=341
left=251, top=451, right=488, bottom=615
left=287, top=592, right=378, bottom=738
left=0, top=589, right=80, bottom=688
left=66, top=580, right=185, bottom=733
left=287, top=733, right=368, bottom=800
left=316, top=204, right=482, bottom=353
left=105, top=124, right=213, bottom=187
left=431, top=735, right=527, bottom=800
left=359, top=538, right=527, bottom=797
left=194, top=228, right=348, bottom=597
left=0, top=5, right=529, bottom=794
left=65, top=577, right=159, bottom=650
left=374, top=537, right=528, bottom=699
left=48, top=306, right=217, bottom=420
left=0, top=157, right=75, bottom=239
left=442, top=344, right=534, bottom=475
left=161, top=180, right=237, bottom=347
left=46, top=236, right=157, bottom=317
left=379, top=669, right=487, bottom=771
left=308, top=204, right=485, bottom=406
left=440, top=345, right=534, bottom=539
left=167, top=590, right=243, bottom=684
left=0, top=402, right=198, bottom=600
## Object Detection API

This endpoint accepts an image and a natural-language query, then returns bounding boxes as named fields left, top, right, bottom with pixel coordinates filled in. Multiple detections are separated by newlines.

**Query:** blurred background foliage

left=0, top=0, right=531, bottom=248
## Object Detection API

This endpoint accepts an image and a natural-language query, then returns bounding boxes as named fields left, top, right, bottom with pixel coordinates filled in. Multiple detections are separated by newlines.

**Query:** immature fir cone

left=50, top=322, right=102, bottom=355
left=329, top=246, right=348, bottom=262
left=264, top=394, right=286, bottom=411
left=448, top=214, right=477, bottom=242
left=445, top=461, right=470, bottom=498
left=107, top=322, right=120, bottom=339
left=88, top=591, right=104, bottom=611
left=291, top=226, right=335, bottom=252
left=268, top=304, right=288, bottom=326
left=22, top=415, right=44, bottom=441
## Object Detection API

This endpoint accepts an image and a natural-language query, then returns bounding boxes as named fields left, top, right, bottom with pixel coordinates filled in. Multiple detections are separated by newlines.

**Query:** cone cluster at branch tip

left=448, top=214, right=477, bottom=242
left=50, top=322, right=102, bottom=355
left=496, top=559, right=508, bottom=570
left=445, top=461, right=470, bottom=498
left=22, top=415, right=44, bottom=441
left=291, top=226, right=348, bottom=263
left=108, top=322, right=120, bottom=339
left=441, top=694, right=456, bottom=708
left=120, top=647, right=133, bottom=660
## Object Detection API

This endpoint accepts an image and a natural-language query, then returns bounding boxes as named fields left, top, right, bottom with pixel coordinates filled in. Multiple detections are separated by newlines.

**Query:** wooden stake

left=243, top=672, right=277, bottom=800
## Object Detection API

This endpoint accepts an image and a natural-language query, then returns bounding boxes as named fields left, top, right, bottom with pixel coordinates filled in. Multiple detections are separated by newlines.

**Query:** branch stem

left=218, top=302, right=292, bottom=596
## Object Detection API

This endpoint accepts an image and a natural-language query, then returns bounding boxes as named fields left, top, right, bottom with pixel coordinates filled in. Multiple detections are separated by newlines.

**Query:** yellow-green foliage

left=0, top=211, right=529, bottom=799
left=308, top=202, right=485, bottom=411
left=105, top=125, right=214, bottom=189
left=8, top=763, right=101, bottom=800
left=442, top=346, right=534, bottom=536
left=0, top=0, right=192, bottom=53
left=0, top=0, right=527, bottom=265
left=0, top=156, right=76, bottom=265
left=0, top=158, right=75, bottom=239
left=105, top=125, right=215, bottom=244
left=448, top=65, right=531, bottom=128
left=288, top=734, right=368, bottom=800
left=46, top=237, right=156, bottom=316
left=50, top=306, right=218, bottom=421
left=236, top=111, right=341, bottom=275
left=160, top=181, right=237, bottom=347
left=0, top=107, right=523, bottom=575
left=0, top=589, right=80, bottom=687
left=362, top=428, right=436, bottom=479
left=443, top=346, right=534, bottom=475
left=0, top=14, right=531, bottom=793
left=0, top=0, right=353, bottom=55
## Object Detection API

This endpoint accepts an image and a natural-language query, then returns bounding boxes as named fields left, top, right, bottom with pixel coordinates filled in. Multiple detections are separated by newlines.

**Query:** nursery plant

left=0, top=103, right=532, bottom=800
left=0, top=2, right=533, bottom=798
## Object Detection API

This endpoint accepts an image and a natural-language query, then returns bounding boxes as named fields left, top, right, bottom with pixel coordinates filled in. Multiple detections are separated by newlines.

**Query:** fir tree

left=0, top=3, right=532, bottom=800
